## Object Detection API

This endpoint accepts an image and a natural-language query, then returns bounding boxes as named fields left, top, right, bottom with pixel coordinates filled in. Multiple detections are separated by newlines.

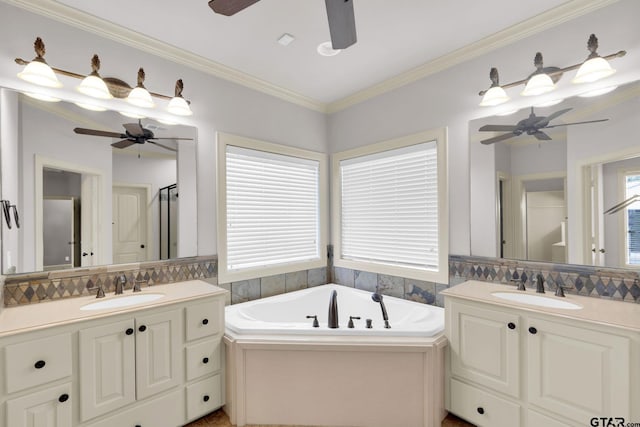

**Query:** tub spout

left=372, top=292, right=391, bottom=329
left=328, top=290, right=339, bottom=328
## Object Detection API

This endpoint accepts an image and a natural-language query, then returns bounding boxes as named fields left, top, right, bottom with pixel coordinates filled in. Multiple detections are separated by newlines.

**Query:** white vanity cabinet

left=0, top=281, right=227, bottom=427
left=79, top=309, right=181, bottom=421
left=444, top=284, right=639, bottom=427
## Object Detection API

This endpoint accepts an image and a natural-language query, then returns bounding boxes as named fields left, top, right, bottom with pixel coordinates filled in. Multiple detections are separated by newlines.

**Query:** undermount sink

left=492, top=292, right=582, bottom=310
left=80, top=293, right=165, bottom=311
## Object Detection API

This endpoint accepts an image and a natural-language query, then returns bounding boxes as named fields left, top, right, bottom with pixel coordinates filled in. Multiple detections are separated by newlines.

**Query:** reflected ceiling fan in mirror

left=73, top=121, right=193, bottom=152
left=208, top=0, right=357, bottom=49
left=478, top=107, right=609, bottom=145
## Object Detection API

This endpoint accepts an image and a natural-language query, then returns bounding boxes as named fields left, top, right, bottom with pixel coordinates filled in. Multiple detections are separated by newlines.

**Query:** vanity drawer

left=186, top=374, right=222, bottom=420
left=88, top=389, right=184, bottom=427
left=6, top=382, right=72, bottom=426
left=4, top=332, right=72, bottom=393
left=450, top=378, right=520, bottom=427
left=186, top=339, right=221, bottom=381
left=185, top=298, right=224, bottom=341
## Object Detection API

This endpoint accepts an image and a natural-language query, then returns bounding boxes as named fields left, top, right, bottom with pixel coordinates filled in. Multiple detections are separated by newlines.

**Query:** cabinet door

left=448, top=300, right=520, bottom=397
left=135, top=309, right=181, bottom=400
left=88, top=389, right=185, bottom=427
left=79, top=318, right=136, bottom=421
left=527, top=317, right=631, bottom=425
left=6, top=383, right=72, bottom=427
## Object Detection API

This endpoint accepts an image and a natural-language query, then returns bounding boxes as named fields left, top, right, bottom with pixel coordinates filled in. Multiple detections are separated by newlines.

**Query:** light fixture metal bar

left=15, top=57, right=188, bottom=103
left=478, top=50, right=626, bottom=96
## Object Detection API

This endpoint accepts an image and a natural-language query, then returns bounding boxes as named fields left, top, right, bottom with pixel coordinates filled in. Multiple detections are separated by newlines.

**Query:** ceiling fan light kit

left=479, top=34, right=625, bottom=106
left=16, top=37, right=193, bottom=117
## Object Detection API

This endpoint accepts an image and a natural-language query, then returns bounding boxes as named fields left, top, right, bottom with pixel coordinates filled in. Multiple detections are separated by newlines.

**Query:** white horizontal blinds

left=340, top=141, right=439, bottom=270
left=226, top=145, right=320, bottom=271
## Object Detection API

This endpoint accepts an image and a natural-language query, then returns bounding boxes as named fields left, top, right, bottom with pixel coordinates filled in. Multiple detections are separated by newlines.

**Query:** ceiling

left=12, top=0, right=611, bottom=111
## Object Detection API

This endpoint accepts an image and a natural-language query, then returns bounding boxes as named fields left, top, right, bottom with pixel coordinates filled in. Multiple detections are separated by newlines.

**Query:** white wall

left=0, top=89, right=20, bottom=273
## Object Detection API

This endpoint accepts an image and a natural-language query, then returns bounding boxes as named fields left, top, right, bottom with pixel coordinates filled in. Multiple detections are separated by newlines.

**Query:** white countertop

left=441, top=280, right=640, bottom=332
left=0, top=280, right=227, bottom=338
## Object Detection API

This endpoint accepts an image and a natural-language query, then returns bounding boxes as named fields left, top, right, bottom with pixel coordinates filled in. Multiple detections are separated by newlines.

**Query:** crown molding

left=4, top=0, right=619, bottom=115
left=2, top=0, right=328, bottom=113
left=326, top=0, right=621, bottom=113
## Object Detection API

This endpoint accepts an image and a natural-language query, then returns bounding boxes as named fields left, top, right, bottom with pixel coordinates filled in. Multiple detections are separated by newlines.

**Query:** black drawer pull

left=203, top=357, right=209, bottom=364
left=135, top=425, right=141, bottom=427
left=203, top=395, right=210, bottom=402
left=58, top=394, right=69, bottom=403
left=477, top=407, right=485, bottom=415
left=34, top=360, right=46, bottom=369
left=126, top=328, right=134, bottom=335
left=138, top=325, right=147, bottom=332
left=529, top=326, right=538, bottom=335
left=202, top=318, right=209, bottom=325
left=507, top=322, right=516, bottom=330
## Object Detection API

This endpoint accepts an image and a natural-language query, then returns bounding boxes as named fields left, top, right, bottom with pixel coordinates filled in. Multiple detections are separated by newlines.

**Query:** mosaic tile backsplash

left=3, top=256, right=218, bottom=307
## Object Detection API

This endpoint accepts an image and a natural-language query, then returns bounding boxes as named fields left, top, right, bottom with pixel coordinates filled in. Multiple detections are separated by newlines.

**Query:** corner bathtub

left=226, top=283, right=444, bottom=336
left=224, top=284, right=447, bottom=427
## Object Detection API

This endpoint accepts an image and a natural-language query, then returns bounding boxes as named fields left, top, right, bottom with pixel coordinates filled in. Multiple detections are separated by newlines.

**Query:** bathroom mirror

left=0, top=88, right=198, bottom=274
left=470, top=80, right=639, bottom=268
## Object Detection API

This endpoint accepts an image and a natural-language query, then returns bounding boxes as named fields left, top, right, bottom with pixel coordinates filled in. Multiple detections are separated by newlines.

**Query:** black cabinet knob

left=126, top=328, right=134, bottom=335
left=202, top=318, right=209, bottom=325
left=202, top=357, right=209, bottom=364
left=477, top=407, right=485, bottom=415
left=507, top=322, right=516, bottom=330
left=58, top=394, right=69, bottom=403
left=529, top=326, right=538, bottom=335
left=34, top=360, right=46, bottom=369
left=138, top=325, right=147, bottom=332
left=135, top=425, right=141, bottom=427
left=203, top=395, right=210, bottom=402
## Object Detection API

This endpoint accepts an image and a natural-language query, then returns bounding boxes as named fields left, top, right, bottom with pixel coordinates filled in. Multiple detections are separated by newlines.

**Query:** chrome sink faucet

left=536, top=274, right=545, bottom=294
left=328, top=290, right=339, bottom=328
left=115, top=274, right=126, bottom=295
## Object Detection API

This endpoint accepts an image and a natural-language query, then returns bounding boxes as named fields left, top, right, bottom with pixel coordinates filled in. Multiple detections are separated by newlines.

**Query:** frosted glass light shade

left=127, top=86, right=154, bottom=108
left=167, top=96, right=193, bottom=116
left=77, top=75, right=113, bottom=99
left=479, top=86, right=510, bottom=106
left=17, top=60, right=62, bottom=88
left=521, top=73, right=555, bottom=96
left=572, top=57, right=616, bottom=84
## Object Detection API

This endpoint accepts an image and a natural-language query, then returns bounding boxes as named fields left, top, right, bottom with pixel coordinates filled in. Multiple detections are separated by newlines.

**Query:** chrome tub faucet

left=328, top=289, right=339, bottom=328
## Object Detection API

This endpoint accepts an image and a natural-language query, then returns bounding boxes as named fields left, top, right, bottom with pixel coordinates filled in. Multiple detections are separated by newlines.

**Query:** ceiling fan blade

left=481, top=133, right=517, bottom=145
left=148, top=141, right=177, bottom=152
left=208, top=0, right=260, bottom=16
left=545, top=118, right=609, bottom=128
left=478, top=124, right=519, bottom=132
left=111, top=139, right=137, bottom=149
left=533, top=131, right=552, bottom=141
left=151, top=137, right=194, bottom=141
left=325, top=0, right=357, bottom=49
left=74, top=128, right=125, bottom=138
left=545, top=107, right=573, bottom=122
left=123, top=122, right=144, bottom=136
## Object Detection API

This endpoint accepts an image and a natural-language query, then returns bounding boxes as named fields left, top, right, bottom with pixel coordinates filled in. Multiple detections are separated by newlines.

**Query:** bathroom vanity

left=0, top=280, right=226, bottom=427
left=442, top=280, right=640, bottom=427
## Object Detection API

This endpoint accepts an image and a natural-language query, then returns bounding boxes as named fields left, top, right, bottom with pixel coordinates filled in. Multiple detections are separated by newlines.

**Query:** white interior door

left=80, top=174, right=99, bottom=267
left=526, top=191, right=566, bottom=262
left=590, top=165, right=606, bottom=265
left=112, top=185, right=148, bottom=264
left=43, top=197, right=74, bottom=269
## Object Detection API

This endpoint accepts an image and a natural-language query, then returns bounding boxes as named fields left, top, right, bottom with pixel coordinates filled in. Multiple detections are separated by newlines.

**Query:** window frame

left=618, top=167, right=640, bottom=268
left=216, top=132, right=328, bottom=283
left=331, top=128, right=449, bottom=283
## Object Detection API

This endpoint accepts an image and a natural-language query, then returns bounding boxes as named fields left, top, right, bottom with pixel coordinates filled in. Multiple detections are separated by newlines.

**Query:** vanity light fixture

left=17, top=37, right=62, bottom=88
left=77, top=55, right=112, bottom=99
left=126, top=68, right=155, bottom=108
left=478, top=34, right=625, bottom=105
left=15, top=37, right=192, bottom=116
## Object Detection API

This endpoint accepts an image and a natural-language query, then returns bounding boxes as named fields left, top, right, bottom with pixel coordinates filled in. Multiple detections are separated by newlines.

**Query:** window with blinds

left=339, top=141, right=439, bottom=271
left=225, top=145, right=321, bottom=272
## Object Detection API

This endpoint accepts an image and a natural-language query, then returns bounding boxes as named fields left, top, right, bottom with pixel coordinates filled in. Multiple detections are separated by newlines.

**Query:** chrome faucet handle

left=306, top=315, right=319, bottom=328
left=133, top=280, right=146, bottom=293
left=115, top=275, right=126, bottom=295
left=509, top=278, right=527, bottom=291
left=348, top=316, right=361, bottom=328
left=88, top=285, right=105, bottom=298
left=536, top=274, right=545, bottom=294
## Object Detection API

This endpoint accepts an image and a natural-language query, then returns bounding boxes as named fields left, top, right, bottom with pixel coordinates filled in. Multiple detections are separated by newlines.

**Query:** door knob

left=140, top=244, right=145, bottom=248
left=82, top=252, right=88, bottom=257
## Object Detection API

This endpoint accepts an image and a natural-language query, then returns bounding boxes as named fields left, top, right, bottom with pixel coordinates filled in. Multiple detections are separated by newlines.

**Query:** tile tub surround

left=2, top=256, right=218, bottom=306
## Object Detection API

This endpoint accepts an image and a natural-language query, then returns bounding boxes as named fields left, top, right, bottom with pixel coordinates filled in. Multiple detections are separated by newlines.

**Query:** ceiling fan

left=478, top=107, right=609, bottom=145
left=208, top=0, right=357, bottom=49
left=73, top=121, right=193, bottom=152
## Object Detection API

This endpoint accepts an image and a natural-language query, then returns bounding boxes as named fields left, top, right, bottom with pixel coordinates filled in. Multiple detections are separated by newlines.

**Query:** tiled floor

left=185, top=409, right=474, bottom=426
